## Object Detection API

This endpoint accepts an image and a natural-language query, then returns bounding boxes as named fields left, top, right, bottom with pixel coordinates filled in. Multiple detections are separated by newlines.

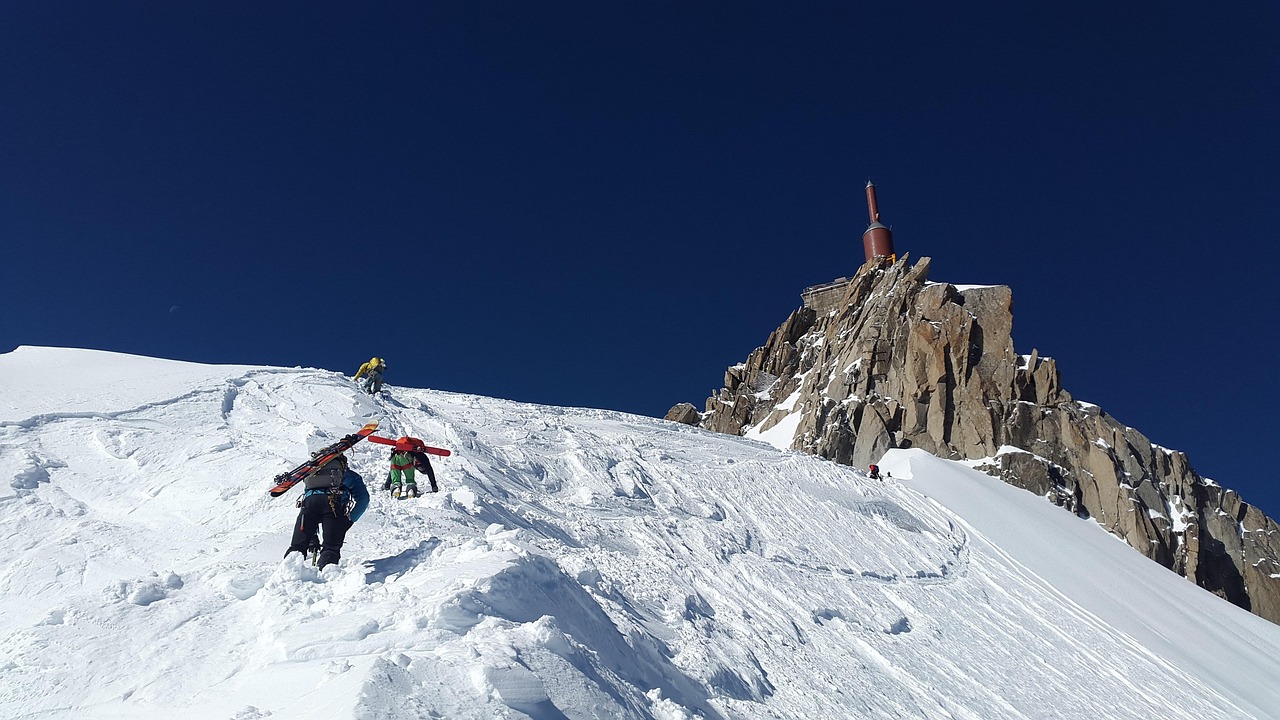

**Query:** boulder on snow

left=664, top=403, right=701, bottom=426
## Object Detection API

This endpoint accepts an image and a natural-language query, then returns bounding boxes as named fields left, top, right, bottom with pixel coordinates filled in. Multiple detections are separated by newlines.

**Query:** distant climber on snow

left=354, top=357, right=386, bottom=395
left=868, top=464, right=882, bottom=480
left=284, top=452, right=369, bottom=569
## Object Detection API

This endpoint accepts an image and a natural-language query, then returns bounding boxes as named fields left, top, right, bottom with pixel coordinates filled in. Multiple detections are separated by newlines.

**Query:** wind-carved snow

left=2, top=347, right=1280, bottom=719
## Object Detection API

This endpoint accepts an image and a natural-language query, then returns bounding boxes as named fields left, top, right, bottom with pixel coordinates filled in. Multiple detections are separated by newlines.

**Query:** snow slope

left=2, top=346, right=1278, bottom=719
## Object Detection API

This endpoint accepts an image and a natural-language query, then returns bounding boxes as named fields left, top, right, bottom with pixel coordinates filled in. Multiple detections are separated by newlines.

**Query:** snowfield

left=1, top=346, right=1278, bottom=719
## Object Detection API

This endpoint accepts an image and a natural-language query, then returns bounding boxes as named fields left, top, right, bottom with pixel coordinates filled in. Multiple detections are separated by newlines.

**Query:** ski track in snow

left=1, top=348, right=1278, bottom=719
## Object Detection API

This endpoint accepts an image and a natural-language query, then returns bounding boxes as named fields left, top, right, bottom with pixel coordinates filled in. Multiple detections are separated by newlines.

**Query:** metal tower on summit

left=862, top=181, right=896, bottom=263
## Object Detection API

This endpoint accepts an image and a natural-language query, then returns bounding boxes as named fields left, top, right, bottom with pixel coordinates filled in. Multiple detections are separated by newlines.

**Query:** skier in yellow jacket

left=354, top=357, right=386, bottom=394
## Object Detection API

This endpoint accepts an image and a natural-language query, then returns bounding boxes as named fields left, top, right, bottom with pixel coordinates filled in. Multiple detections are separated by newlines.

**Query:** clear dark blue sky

left=2, top=3, right=1277, bottom=516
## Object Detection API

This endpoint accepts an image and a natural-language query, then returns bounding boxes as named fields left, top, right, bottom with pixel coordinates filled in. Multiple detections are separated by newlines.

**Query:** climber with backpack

left=284, top=452, right=370, bottom=569
left=384, top=445, right=417, bottom=499
left=354, top=357, right=386, bottom=394
left=381, top=436, right=440, bottom=498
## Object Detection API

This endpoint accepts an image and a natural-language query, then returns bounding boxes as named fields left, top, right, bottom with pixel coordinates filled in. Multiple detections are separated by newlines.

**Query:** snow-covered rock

left=699, top=257, right=1280, bottom=625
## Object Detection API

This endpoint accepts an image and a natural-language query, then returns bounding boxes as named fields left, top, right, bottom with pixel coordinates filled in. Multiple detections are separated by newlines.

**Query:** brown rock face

left=664, top=403, right=701, bottom=426
left=698, top=256, right=1280, bottom=624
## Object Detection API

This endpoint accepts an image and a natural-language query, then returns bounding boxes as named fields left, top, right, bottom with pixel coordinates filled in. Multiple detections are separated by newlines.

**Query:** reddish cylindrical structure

left=866, top=182, right=882, bottom=224
left=862, top=181, right=896, bottom=263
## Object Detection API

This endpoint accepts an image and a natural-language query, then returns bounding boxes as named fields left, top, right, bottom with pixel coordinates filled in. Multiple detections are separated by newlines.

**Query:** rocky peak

left=696, top=256, right=1280, bottom=624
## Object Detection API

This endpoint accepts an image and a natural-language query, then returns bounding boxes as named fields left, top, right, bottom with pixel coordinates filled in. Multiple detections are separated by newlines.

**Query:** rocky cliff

left=692, top=255, right=1280, bottom=624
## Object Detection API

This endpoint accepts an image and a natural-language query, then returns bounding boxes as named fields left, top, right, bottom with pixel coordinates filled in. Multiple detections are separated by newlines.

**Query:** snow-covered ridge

left=0, top=346, right=259, bottom=424
left=2, top=347, right=1279, bottom=719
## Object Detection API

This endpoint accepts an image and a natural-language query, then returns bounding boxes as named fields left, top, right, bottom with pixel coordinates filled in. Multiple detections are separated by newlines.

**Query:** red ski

left=368, top=434, right=452, bottom=457
left=267, top=421, right=380, bottom=497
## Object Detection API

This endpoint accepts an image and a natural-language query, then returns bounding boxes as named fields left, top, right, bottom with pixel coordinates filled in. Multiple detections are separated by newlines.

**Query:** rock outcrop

left=664, top=402, right=701, bottom=426
left=697, top=255, right=1280, bottom=624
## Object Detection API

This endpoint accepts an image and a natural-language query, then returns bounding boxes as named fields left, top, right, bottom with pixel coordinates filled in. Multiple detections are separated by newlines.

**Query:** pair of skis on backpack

left=366, top=434, right=452, bottom=456
left=266, top=422, right=452, bottom=498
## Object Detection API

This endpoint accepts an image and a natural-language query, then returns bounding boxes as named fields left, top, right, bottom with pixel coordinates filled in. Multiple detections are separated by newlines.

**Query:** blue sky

left=2, top=2, right=1277, bottom=517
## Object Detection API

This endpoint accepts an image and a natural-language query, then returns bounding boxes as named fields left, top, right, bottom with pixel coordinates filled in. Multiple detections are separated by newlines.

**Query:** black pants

left=287, top=493, right=351, bottom=569
left=416, top=454, right=439, bottom=492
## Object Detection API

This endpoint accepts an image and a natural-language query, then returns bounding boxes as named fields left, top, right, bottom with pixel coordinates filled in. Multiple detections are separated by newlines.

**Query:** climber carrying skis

left=284, top=452, right=370, bottom=569
left=382, top=436, right=440, bottom=498
left=385, top=445, right=417, bottom=499
left=354, top=357, right=386, bottom=394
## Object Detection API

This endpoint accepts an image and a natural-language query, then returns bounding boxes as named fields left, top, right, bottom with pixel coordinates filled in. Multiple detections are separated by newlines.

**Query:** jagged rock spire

left=698, top=257, right=1280, bottom=624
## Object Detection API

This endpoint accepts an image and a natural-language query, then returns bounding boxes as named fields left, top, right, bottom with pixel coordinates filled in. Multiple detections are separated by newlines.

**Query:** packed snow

left=2, top=346, right=1279, bottom=719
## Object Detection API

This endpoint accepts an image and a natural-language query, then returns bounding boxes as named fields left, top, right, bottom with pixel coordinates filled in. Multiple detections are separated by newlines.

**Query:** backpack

left=303, top=455, right=348, bottom=491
